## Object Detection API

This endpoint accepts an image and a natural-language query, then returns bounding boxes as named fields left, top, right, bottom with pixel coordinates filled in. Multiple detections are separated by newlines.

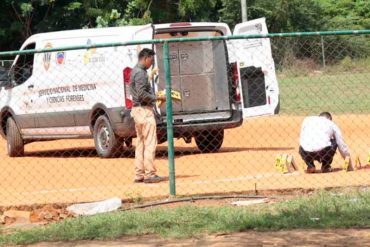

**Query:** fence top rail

left=0, top=29, right=369, bottom=57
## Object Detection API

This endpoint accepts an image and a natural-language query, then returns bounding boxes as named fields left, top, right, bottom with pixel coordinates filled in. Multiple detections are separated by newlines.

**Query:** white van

left=0, top=19, right=279, bottom=158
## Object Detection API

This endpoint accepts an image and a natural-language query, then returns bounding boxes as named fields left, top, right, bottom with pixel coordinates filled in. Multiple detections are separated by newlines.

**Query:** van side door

left=232, top=18, right=280, bottom=118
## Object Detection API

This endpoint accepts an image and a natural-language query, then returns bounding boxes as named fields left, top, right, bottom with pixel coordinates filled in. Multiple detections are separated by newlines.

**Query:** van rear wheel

left=195, top=129, right=224, bottom=153
left=6, top=117, right=24, bottom=157
left=93, top=115, right=122, bottom=158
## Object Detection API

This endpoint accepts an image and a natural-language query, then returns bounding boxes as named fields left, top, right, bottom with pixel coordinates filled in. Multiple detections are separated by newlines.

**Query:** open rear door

left=233, top=18, right=280, bottom=118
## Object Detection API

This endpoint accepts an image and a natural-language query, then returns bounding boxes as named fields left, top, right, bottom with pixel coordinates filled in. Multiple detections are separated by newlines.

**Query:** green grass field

left=1, top=189, right=370, bottom=246
left=278, top=72, right=370, bottom=115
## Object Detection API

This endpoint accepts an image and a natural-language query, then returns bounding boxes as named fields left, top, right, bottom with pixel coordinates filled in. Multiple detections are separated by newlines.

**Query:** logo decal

left=56, top=52, right=65, bottom=65
left=83, top=39, right=106, bottom=66
left=84, top=39, right=97, bottom=65
left=43, top=43, right=52, bottom=71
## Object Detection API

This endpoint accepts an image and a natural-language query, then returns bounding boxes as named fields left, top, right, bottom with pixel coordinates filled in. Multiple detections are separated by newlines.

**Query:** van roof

left=22, top=22, right=230, bottom=48
left=27, top=25, right=148, bottom=43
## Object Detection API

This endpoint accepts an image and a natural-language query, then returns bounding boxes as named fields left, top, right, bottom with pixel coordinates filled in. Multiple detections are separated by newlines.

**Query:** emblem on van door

left=43, top=43, right=52, bottom=71
left=56, top=52, right=65, bottom=65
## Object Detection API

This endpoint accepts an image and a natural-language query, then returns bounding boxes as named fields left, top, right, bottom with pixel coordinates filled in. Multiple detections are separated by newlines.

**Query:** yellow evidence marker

left=342, top=156, right=350, bottom=171
left=275, top=154, right=298, bottom=174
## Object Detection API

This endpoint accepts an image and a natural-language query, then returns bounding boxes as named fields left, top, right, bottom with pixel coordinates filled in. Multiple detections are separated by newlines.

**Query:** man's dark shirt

left=129, top=63, right=156, bottom=106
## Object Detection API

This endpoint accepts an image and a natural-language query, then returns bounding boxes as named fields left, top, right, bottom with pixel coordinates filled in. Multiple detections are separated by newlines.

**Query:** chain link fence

left=0, top=28, right=369, bottom=207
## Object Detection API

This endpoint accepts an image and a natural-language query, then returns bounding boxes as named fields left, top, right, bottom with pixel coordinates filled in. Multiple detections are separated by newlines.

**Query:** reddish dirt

left=0, top=114, right=369, bottom=206
left=31, top=229, right=370, bottom=247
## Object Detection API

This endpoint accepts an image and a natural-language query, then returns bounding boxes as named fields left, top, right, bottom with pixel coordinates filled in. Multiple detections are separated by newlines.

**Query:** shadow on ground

left=25, top=146, right=295, bottom=159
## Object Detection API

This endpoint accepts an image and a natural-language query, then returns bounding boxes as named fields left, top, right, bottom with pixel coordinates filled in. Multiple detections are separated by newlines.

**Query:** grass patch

left=1, top=190, right=370, bottom=245
left=278, top=72, right=370, bottom=115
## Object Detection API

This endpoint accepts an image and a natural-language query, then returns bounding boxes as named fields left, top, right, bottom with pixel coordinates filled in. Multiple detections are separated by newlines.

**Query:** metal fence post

left=321, top=36, right=326, bottom=70
left=163, top=41, right=176, bottom=196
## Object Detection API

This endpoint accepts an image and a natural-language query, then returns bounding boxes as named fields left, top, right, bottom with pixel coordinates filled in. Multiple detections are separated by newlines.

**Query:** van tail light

left=268, top=96, right=271, bottom=105
left=123, top=67, right=133, bottom=109
left=233, top=63, right=241, bottom=103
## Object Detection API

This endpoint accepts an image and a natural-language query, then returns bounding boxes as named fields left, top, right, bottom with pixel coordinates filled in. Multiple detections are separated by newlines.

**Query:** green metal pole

left=163, top=41, right=176, bottom=196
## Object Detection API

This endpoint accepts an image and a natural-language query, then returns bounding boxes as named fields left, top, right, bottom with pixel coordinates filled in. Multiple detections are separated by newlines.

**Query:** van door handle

left=28, top=85, right=34, bottom=89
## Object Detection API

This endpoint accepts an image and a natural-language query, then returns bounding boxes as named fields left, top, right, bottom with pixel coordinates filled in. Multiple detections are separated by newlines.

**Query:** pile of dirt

left=0, top=204, right=72, bottom=227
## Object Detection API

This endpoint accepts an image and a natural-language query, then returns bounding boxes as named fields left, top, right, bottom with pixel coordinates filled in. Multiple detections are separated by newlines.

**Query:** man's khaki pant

left=131, top=106, right=157, bottom=179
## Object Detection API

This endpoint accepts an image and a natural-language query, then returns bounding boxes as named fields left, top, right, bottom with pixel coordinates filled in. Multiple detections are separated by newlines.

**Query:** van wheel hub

left=98, top=125, right=110, bottom=150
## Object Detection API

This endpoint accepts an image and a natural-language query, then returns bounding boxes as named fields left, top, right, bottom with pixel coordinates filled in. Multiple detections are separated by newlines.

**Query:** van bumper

left=158, top=110, right=243, bottom=137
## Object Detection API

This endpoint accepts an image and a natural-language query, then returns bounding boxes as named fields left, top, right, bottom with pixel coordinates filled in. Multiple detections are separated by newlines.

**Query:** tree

left=0, top=0, right=369, bottom=53
left=219, top=0, right=325, bottom=32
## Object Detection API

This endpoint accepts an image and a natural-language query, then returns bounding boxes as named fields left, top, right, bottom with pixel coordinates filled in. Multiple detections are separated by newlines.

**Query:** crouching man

left=299, top=112, right=353, bottom=173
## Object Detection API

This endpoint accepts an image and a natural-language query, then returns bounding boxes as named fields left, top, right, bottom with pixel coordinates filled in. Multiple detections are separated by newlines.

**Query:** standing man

left=130, top=48, right=165, bottom=183
left=299, top=112, right=353, bottom=173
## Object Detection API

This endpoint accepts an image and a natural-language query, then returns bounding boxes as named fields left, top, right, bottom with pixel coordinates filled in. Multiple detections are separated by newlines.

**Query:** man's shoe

left=134, top=178, right=144, bottom=183
left=144, top=175, right=163, bottom=183
left=306, top=167, right=316, bottom=174
left=321, top=167, right=332, bottom=173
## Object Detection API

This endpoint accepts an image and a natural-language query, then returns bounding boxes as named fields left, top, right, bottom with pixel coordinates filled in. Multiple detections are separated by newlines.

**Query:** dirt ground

left=31, top=229, right=370, bottom=247
left=0, top=114, right=369, bottom=206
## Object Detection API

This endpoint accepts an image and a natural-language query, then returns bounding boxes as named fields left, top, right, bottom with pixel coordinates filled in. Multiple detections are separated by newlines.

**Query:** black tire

left=93, top=115, right=122, bottom=158
left=195, top=129, right=224, bottom=153
left=124, top=137, right=133, bottom=148
left=6, top=117, right=24, bottom=157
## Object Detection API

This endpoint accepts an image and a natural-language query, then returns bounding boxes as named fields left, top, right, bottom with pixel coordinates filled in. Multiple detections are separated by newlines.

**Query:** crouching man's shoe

left=306, top=167, right=316, bottom=174
left=144, top=175, right=163, bottom=183
left=321, top=167, right=332, bottom=173
left=134, top=177, right=144, bottom=183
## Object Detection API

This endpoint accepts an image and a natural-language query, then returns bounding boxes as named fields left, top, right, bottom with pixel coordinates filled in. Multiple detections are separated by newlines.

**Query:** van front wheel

left=195, top=129, right=224, bottom=153
left=93, top=115, right=122, bottom=158
left=6, top=117, right=24, bottom=157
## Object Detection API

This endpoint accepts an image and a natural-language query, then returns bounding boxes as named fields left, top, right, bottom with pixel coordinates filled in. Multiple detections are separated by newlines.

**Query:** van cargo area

left=155, top=31, right=231, bottom=124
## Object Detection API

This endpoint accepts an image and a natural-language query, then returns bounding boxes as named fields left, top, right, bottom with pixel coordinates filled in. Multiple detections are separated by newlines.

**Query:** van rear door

left=232, top=18, right=280, bottom=118
left=154, top=28, right=231, bottom=123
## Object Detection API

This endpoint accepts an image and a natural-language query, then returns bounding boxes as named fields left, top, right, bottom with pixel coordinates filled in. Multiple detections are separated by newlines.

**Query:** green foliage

left=0, top=0, right=368, bottom=54
left=319, top=0, right=370, bottom=30
left=178, top=0, right=219, bottom=21
left=219, top=0, right=325, bottom=32
left=20, top=3, right=33, bottom=17
left=66, top=2, right=82, bottom=11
